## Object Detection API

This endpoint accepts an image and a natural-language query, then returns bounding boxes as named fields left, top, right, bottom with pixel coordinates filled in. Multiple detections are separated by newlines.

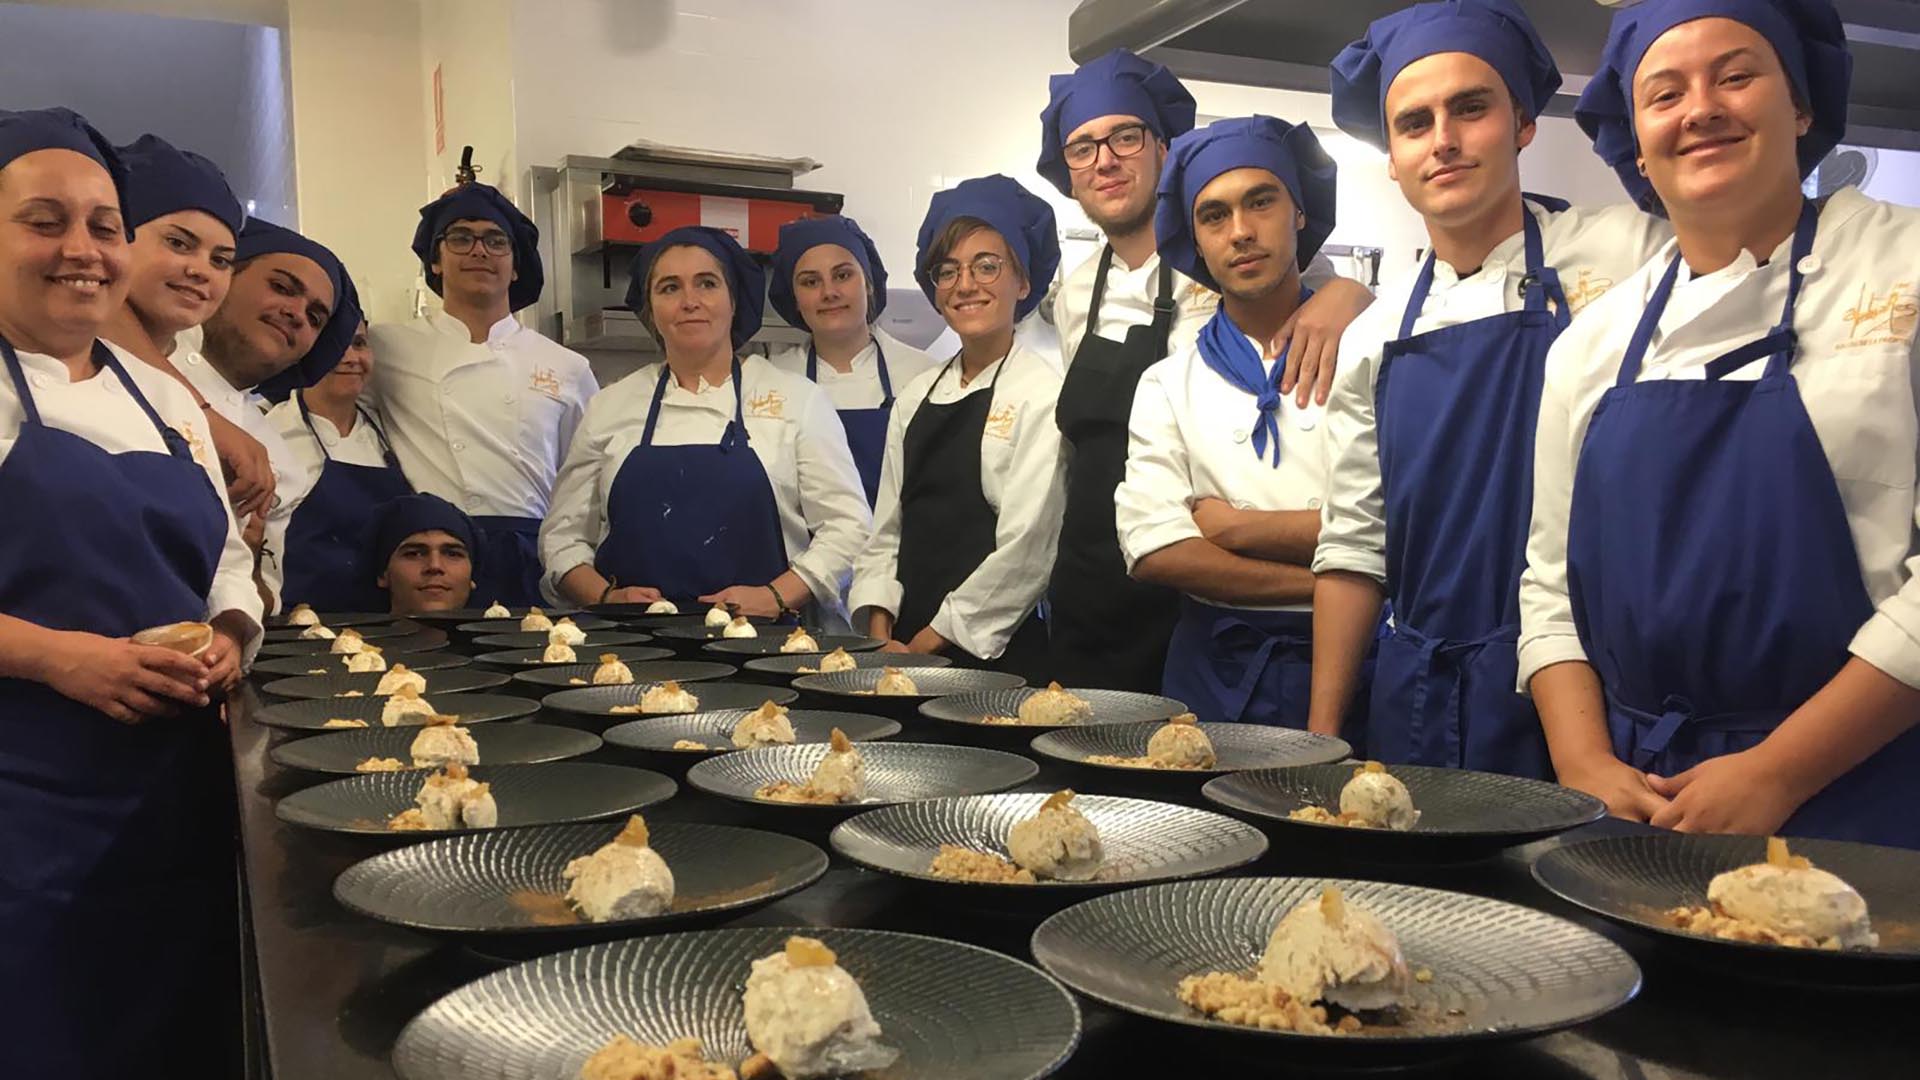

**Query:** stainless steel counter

left=231, top=683, right=1918, bottom=1079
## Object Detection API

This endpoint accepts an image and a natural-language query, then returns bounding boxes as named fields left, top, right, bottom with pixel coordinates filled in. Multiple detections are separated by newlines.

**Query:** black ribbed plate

left=686, top=741, right=1038, bottom=811
left=264, top=618, right=422, bottom=643
left=392, top=927, right=1081, bottom=1080
left=919, top=687, right=1186, bottom=730
left=511, top=660, right=737, bottom=691
left=624, top=613, right=778, bottom=635
left=258, top=630, right=446, bottom=657
left=251, top=651, right=473, bottom=678
left=265, top=609, right=397, bottom=630
left=1532, top=834, right=1920, bottom=986
left=540, top=681, right=794, bottom=720
left=832, top=793, right=1266, bottom=893
left=334, top=821, right=827, bottom=937
left=474, top=645, right=674, bottom=670
left=744, top=651, right=956, bottom=678
left=260, top=668, right=509, bottom=700
left=270, top=723, right=603, bottom=775
left=408, top=607, right=583, bottom=628
left=274, top=762, right=675, bottom=836
left=250, top=692, right=536, bottom=732
left=455, top=615, right=620, bottom=636
left=702, top=633, right=884, bottom=657
left=1032, top=721, right=1351, bottom=778
left=792, top=667, right=1026, bottom=702
left=1032, top=877, right=1639, bottom=1063
left=1203, top=763, right=1604, bottom=862
left=604, top=709, right=901, bottom=757
left=470, top=631, right=655, bottom=651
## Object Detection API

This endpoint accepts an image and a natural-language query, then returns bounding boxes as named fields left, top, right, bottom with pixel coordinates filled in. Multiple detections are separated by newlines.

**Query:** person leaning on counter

left=1115, top=115, right=1339, bottom=727
left=850, top=175, right=1067, bottom=680
left=268, top=318, right=412, bottom=613
left=372, top=183, right=598, bottom=608
left=1519, top=0, right=1920, bottom=848
left=370, top=491, right=481, bottom=615
left=765, top=214, right=938, bottom=507
left=540, top=225, right=871, bottom=621
left=0, top=107, right=263, bottom=1074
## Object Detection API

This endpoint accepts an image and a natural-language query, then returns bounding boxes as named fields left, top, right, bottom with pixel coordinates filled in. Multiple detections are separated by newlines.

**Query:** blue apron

left=594, top=359, right=789, bottom=608
left=807, top=337, right=894, bottom=506
left=469, top=515, right=544, bottom=607
left=1567, top=200, right=1920, bottom=849
left=1369, top=198, right=1568, bottom=779
left=0, top=336, right=237, bottom=1071
left=281, top=394, right=411, bottom=612
left=1164, top=603, right=1313, bottom=726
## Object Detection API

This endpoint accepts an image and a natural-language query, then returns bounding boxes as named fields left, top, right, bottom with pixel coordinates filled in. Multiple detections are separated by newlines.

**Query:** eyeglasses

left=1061, top=123, right=1150, bottom=170
left=441, top=228, right=512, bottom=256
left=929, top=254, right=1006, bottom=289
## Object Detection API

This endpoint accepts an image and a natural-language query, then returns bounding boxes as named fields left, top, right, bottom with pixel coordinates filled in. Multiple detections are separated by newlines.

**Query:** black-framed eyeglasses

left=441, top=228, right=512, bottom=256
left=1061, top=123, right=1150, bottom=170
left=930, top=254, right=1006, bottom=289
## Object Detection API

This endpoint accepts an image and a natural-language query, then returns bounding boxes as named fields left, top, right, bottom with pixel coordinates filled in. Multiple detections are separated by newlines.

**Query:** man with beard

left=371, top=184, right=597, bottom=607
left=1037, top=50, right=1373, bottom=691
left=178, top=218, right=362, bottom=614
left=1114, top=115, right=1339, bottom=727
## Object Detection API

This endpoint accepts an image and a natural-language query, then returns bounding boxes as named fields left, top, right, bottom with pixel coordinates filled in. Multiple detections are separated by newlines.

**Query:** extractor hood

left=1068, top=0, right=1920, bottom=151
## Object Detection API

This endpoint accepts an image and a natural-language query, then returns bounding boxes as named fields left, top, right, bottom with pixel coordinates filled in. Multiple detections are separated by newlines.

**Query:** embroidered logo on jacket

left=984, top=403, right=1018, bottom=440
left=529, top=367, right=563, bottom=399
left=748, top=389, right=786, bottom=419
left=1840, top=282, right=1918, bottom=350
left=1561, top=268, right=1616, bottom=316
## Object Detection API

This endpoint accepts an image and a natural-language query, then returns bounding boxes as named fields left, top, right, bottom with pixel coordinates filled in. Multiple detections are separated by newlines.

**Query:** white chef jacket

left=174, top=326, right=305, bottom=614
left=0, top=339, right=263, bottom=659
left=266, top=393, right=395, bottom=507
left=1050, top=249, right=1341, bottom=368
left=369, top=312, right=597, bottom=521
left=540, top=354, right=871, bottom=618
left=1115, top=329, right=1329, bottom=613
left=1519, top=187, right=1920, bottom=692
left=1314, top=201, right=1672, bottom=584
left=766, top=327, right=939, bottom=410
left=849, top=343, right=1067, bottom=659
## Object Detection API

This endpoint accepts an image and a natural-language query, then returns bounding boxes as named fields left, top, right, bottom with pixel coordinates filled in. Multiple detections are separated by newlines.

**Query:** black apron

left=1047, top=246, right=1182, bottom=690
left=895, top=352, right=1049, bottom=679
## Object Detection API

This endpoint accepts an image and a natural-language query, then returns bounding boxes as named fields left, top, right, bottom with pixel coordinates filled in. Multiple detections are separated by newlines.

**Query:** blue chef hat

left=1036, top=48, right=1198, bottom=196
left=411, top=183, right=545, bottom=311
left=767, top=215, right=889, bottom=332
left=368, top=493, right=482, bottom=585
left=625, top=225, right=767, bottom=349
left=914, top=175, right=1060, bottom=321
left=1576, top=0, right=1853, bottom=213
left=0, top=107, right=130, bottom=238
left=1155, top=115, right=1338, bottom=292
left=238, top=218, right=363, bottom=400
left=1330, top=0, right=1562, bottom=152
left=118, top=134, right=246, bottom=239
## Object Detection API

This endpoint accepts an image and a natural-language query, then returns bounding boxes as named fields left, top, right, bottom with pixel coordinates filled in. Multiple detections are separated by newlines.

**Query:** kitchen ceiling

left=1068, top=0, right=1920, bottom=150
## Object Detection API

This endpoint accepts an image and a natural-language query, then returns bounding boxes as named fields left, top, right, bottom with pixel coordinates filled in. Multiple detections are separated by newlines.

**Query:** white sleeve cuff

left=787, top=558, right=839, bottom=613
left=544, top=544, right=599, bottom=593
left=1516, top=634, right=1591, bottom=695
left=1122, top=517, right=1203, bottom=576
left=1310, top=541, right=1387, bottom=582
left=848, top=580, right=903, bottom=624
left=1850, top=611, right=1920, bottom=691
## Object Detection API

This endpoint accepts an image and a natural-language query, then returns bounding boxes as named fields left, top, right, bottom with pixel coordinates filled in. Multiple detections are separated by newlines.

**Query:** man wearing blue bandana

left=179, top=217, right=364, bottom=615
left=1113, top=116, right=1338, bottom=726
left=1521, top=0, right=1920, bottom=846
left=1038, top=49, right=1374, bottom=692
left=371, top=183, right=598, bottom=608
left=1308, top=0, right=1670, bottom=775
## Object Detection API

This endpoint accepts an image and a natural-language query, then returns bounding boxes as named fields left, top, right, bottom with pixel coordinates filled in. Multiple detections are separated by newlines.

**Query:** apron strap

left=0, top=333, right=43, bottom=427
left=99, top=342, right=193, bottom=460
left=872, top=335, right=894, bottom=406
left=647, top=357, right=752, bottom=451
left=1516, top=205, right=1571, bottom=332
left=1391, top=618, right=1520, bottom=766
left=1075, top=244, right=1118, bottom=359
left=295, top=391, right=334, bottom=463
left=1607, top=692, right=1780, bottom=771
left=1147, top=259, right=1176, bottom=360
left=1398, top=254, right=1439, bottom=340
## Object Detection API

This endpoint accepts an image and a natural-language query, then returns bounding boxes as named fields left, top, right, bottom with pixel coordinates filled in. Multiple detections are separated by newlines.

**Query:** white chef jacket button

left=1308, top=497, right=1323, bottom=511
left=452, top=440, right=466, bottom=452
left=503, top=394, right=515, bottom=405
left=1232, top=429, right=1248, bottom=444
left=1796, top=254, right=1821, bottom=275
left=30, top=374, right=48, bottom=389
left=442, top=386, right=454, bottom=396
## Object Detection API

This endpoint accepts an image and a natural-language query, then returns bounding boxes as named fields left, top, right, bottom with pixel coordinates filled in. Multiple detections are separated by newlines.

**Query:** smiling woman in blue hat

left=765, top=215, right=937, bottom=506
left=541, top=225, right=870, bottom=622
left=1519, top=0, right=1920, bottom=847
left=849, top=176, right=1066, bottom=678
left=0, top=107, right=263, bottom=1072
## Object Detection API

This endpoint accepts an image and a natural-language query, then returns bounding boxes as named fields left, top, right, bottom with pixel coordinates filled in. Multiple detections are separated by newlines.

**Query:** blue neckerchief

left=1195, top=287, right=1313, bottom=467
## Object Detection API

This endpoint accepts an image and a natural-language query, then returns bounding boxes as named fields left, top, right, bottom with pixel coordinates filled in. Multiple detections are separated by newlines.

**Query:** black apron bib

left=1047, top=246, right=1182, bottom=690
left=895, top=352, right=1048, bottom=678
